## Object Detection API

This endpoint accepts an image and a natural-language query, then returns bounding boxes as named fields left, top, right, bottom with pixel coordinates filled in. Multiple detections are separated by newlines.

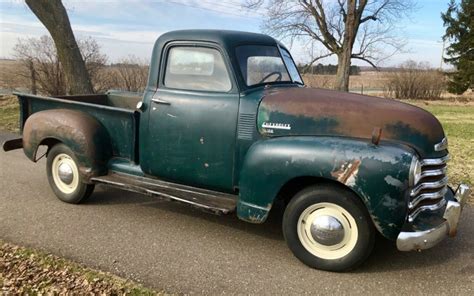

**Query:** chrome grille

left=408, top=155, right=449, bottom=222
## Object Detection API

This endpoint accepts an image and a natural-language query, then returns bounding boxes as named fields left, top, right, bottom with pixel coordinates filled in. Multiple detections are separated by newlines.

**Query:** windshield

left=281, top=49, right=303, bottom=85
left=236, top=45, right=303, bottom=87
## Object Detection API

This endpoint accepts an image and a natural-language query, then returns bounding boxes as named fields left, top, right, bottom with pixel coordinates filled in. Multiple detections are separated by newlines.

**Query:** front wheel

left=46, top=143, right=94, bottom=204
left=283, top=185, right=375, bottom=271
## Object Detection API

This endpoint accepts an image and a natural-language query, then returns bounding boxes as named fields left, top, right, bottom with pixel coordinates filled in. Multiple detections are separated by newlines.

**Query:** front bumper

left=396, top=184, right=470, bottom=251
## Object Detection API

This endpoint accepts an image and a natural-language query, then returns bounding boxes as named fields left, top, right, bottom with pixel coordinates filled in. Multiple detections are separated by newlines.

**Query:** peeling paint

left=384, top=175, right=404, bottom=188
left=331, top=160, right=361, bottom=185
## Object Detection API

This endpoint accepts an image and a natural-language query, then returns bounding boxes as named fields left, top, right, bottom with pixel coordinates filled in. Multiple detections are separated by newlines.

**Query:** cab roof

left=156, top=29, right=280, bottom=48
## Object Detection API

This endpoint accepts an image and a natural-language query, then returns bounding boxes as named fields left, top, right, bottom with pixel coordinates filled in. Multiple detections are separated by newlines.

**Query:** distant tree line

left=298, top=64, right=361, bottom=76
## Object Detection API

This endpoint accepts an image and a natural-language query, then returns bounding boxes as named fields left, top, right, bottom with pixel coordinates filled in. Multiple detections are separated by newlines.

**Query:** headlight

left=410, top=158, right=422, bottom=186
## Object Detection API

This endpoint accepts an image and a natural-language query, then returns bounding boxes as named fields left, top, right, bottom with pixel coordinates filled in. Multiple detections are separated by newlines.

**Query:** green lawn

left=0, top=95, right=472, bottom=202
left=0, top=95, right=19, bottom=133
left=406, top=100, right=474, bottom=202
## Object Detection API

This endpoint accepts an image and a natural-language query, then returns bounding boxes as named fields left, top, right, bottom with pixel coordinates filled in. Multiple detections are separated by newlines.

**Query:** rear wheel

left=46, top=144, right=94, bottom=204
left=283, top=185, right=375, bottom=271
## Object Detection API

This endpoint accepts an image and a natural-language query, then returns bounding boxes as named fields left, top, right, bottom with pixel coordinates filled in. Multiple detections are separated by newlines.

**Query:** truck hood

left=257, top=87, right=446, bottom=157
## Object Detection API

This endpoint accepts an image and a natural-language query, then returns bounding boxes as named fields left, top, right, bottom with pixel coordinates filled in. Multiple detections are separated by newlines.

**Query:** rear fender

left=237, top=136, right=415, bottom=240
left=22, top=109, right=111, bottom=180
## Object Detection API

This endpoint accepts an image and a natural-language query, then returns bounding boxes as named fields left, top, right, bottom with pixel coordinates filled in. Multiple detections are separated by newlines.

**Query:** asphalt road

left=1, top=132, right=473, bottom=295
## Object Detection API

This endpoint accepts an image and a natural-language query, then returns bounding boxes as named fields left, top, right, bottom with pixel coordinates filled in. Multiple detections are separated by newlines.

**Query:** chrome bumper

left=397, top=184, right=470, bottom=251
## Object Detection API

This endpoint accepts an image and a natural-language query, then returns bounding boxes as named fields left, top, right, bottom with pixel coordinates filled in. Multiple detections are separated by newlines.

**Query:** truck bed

left=15, top=90, right=142, bottom=162
left=55, top=90, right=142, bottom=110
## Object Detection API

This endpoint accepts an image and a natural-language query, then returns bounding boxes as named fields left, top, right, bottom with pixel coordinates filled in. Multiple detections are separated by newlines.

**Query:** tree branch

left=351, top=55, right=378, bottom=69
left=301, top=52, right=335, bottom=72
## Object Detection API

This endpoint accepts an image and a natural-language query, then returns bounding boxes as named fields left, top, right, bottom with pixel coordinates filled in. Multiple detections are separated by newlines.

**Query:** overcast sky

left=0, top=0, right=452, bottom=68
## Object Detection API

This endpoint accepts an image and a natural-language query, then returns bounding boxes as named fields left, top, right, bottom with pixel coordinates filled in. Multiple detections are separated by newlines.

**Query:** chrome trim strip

left=410, top=176, right=448, bottom=196
left=434, top=137, right=448, bottom=152
left=239, top=200, right=272, bottom=211
left=409, top=187, right=448, bottom=209
left=421, top=167, right=447, bottom=176
left=408, top=198, right=447, bottom=222
left=409, top=157, right=418, bottom=187
left=420, top=155, right=450, bottom=166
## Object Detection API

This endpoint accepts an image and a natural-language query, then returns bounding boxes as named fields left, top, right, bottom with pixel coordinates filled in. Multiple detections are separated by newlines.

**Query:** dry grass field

left=303, top=71, right=389, bottom=92
left=0, top=59, right=30, bottom=91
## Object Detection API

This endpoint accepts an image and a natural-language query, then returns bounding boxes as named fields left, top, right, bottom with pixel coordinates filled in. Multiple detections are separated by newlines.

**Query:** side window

left=164, top=46, right=232, bottom=92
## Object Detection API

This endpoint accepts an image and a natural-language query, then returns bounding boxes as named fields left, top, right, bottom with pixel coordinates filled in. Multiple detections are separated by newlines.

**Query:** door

left=143, top=45, right=239, bottom=191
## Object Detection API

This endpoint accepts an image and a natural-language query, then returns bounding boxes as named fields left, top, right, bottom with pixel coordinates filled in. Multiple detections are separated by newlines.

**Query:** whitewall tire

left=283, top=184, right=375, bottom=271
left=46, top=144, right=94, bottom=204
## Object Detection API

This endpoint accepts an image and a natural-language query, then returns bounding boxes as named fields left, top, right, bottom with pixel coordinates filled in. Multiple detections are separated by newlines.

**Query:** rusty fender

left=22, top=109, right=111, bottom=181
left=237, top=136, right=415, bottom=240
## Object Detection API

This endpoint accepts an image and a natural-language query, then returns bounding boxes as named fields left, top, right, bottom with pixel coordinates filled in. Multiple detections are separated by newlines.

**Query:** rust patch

left=331, top=160, right=361, bottom=185
left=22, top=109, right=111, bottom=178
left=371, top=127, right=382, bottom=145
left=261, top=87, right=444, bottom=142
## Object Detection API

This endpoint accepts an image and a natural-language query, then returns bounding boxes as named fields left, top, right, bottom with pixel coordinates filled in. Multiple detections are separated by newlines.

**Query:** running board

left=91, top=172, right=237, bottom=215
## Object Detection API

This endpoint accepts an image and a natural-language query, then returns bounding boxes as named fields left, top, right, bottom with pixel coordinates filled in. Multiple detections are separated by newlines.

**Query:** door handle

left=151, top=98, right=171, bottom=105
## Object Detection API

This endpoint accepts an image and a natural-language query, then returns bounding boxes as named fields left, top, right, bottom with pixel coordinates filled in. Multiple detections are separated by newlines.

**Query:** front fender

left=22, top=109, right=111, bottom=180
left=238, top=136, right=415, bottom=239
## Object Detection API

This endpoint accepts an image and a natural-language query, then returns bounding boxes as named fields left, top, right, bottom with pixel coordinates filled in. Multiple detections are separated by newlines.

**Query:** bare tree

left=13, top=36, right=107, bottom=95
left=247, top=0, right=414, bottom=91
left=383, top=60, right=446, bottom=100
left=25, top=0, right=94, bottom=94
left=111, top=56, right=150, bottom=92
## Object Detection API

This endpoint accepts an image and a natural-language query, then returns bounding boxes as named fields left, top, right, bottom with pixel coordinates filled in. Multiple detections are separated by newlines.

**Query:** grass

left=0, top=240, right=163, bottom=294
left=0, top=95, right=19, bottom=133
left=406, top=100, right=474, bottom=202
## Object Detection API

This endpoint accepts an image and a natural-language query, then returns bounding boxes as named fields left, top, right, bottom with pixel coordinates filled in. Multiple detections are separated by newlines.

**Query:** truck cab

left=138, top=30, right=304, bottom=191
left=3, top=30, right=470, bottom=271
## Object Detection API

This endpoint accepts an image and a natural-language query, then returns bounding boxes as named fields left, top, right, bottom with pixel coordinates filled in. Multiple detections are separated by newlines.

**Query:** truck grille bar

left=408, top=154, right=449, bottom=222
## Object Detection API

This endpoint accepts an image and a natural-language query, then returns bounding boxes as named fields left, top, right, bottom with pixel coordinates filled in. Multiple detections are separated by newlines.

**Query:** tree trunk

left=27, top=59, right=37, bottom=95
left=334, top=50, right=351, bottom=91
left=25, top=0, right=93, bottom=95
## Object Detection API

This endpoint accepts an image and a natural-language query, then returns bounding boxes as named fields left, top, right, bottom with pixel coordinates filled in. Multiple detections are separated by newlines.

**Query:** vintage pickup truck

left=3, top=30, right=470, bottom=271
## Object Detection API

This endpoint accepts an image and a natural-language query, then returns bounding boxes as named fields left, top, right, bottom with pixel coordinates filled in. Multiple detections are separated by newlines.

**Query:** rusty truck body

left=3, top=30, right=470, bottom=271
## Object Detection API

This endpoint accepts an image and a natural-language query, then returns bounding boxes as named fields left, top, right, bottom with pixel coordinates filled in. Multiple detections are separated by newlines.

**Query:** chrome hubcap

left=52, top=153, right=79, bottom=194
left=310, top=215, right=345, bottom=246
left=58, top=162, right=74, bottom=185
left=297, top=202, right=359, bottom=260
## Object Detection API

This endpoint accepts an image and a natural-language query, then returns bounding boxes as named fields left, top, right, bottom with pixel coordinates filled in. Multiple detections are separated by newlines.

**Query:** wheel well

left=271, top=176, right=376, bottom=231
left=275, top=176, right=363, bottom=206
left=38, top=138, right=62, bottom=158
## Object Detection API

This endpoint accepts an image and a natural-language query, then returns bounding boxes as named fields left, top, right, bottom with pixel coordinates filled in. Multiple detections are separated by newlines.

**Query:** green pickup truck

left=3, top=30, right=469, bottom=271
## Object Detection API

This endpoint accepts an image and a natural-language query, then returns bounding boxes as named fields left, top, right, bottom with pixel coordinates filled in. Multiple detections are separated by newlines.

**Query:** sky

left=0, top=0, right=453, bottom=68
